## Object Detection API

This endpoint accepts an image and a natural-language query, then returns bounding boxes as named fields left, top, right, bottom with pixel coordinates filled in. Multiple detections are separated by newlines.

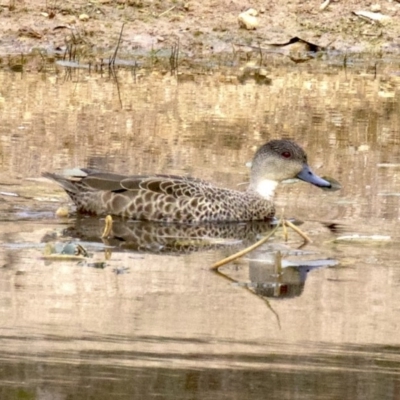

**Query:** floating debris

left=55, top=206, right=69, bottom=218
left=55, top=60, right=90, bottom=69
left=357, top=144, right=370, bottom=152
left=42, top=242, right=90, bottom=261
left=78, top=261, right=107, bottom=269
left=377, top=163, right=400, bottom=168
left=378, top=193, right=400, bottom=197
left=113, top=267, right=130, bottom=275
left=334, top=235, right=391, bottom=243
left=0, top=191, right=19, bottom=197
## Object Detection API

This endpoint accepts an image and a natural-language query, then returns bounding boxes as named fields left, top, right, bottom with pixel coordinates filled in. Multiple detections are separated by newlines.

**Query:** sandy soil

left=1, top=0, right=400, bottom=65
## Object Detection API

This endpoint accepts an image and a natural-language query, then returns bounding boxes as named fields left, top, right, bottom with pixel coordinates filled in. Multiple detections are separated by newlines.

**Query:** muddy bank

left=1, top=0, right=400, bottom=69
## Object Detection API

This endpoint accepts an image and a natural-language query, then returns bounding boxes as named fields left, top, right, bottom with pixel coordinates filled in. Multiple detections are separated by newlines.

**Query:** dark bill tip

left=319, top=176, right=342, bottom=191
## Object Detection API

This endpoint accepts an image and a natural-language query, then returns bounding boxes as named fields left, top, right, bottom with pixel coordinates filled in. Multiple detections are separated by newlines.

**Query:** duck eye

left=281, top=151, right=291, bottom=158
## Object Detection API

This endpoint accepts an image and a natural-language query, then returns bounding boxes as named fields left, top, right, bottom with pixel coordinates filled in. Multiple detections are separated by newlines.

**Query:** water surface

left=0, top=62, right=400, bottom=399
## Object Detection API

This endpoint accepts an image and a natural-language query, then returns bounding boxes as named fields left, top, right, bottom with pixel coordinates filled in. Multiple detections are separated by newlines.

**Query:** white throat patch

left=255, top=179, right=278, bottom=200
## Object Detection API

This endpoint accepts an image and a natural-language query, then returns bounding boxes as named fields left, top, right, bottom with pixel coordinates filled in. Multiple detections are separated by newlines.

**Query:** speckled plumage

left=43, top=140, right=332, bottom=222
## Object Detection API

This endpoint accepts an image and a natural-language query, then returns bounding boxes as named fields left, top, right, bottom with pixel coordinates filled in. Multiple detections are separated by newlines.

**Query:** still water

left=0, top=61, right=400, bottom=399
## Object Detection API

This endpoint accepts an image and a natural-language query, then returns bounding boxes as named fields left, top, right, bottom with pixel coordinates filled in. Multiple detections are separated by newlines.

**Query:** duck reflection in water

left=61, top=216, right=338, bottom=301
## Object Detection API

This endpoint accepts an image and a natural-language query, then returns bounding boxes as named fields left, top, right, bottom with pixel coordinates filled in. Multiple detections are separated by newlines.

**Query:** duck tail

left=42, top=172, right=80, bottom=194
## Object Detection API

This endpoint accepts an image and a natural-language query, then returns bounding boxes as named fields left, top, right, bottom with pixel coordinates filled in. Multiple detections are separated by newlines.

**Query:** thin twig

left=101, top=215, right=113, bottom=238
left=211, top=224, right=279, bottom=270
left=158, top=5, right=176, bottom=18
left=212, top=218, right=311, bottom=271
left=284, top=220, right=312, bottom=243
left=170, top=39, right=180, bottom=74
left=110, top=23, right=125, bottom=66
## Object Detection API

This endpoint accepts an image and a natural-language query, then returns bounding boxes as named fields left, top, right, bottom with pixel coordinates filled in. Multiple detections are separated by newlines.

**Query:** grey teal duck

left=43, top=139, right=333, bottom=223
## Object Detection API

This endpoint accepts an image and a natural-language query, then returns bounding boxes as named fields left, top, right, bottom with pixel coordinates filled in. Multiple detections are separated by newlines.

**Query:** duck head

left=249, top=139, right=332, bottom=199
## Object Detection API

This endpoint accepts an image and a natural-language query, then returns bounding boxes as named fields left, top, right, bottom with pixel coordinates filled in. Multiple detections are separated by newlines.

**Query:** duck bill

left=297, top=164, right=332, bottom=189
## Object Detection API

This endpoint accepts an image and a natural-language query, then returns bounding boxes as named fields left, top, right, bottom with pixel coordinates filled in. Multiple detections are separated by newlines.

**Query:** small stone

left=79, top=13, right=90, bottom=21
left=238, top=9, right=259, bottom=30
left=370, top=4, right=381, bottom=12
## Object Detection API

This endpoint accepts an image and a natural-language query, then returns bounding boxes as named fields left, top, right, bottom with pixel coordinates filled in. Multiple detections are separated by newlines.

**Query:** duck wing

left=121, top=174, right=213, bottom=197
left=74, top=169, right=215, bottom=198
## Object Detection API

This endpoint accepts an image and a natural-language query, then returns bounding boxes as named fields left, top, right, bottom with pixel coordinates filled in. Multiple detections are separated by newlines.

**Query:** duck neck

left=248, top=179, right=278, bottom=200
